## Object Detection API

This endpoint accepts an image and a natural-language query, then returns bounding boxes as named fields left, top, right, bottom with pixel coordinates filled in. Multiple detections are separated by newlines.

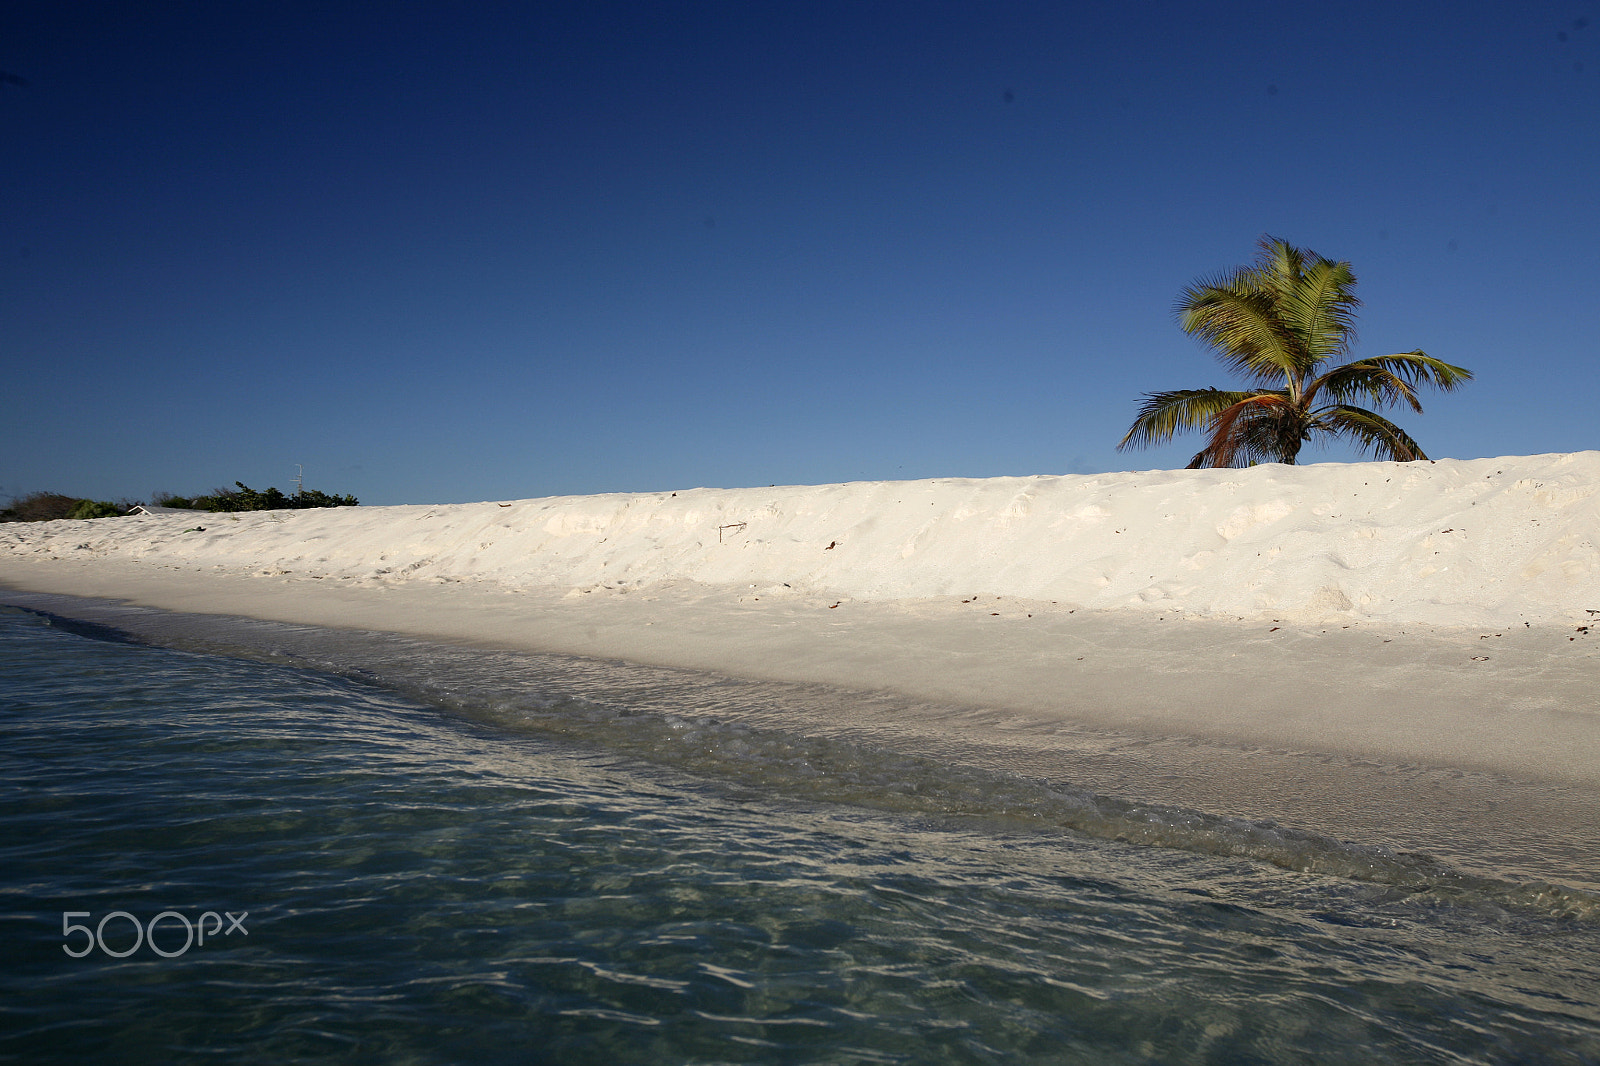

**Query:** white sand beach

left=4, top=452, right=1599, bottom=865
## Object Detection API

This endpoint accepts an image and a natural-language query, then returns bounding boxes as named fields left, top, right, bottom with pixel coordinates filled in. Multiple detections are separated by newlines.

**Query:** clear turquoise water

left=3, top=603, right=1599, bottom=1065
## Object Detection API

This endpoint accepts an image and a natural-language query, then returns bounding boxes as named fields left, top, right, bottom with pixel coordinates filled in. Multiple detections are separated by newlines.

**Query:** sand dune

left=4, top=452, right=1598, bottom=627
left=3, top=453, right=1598, bottom=803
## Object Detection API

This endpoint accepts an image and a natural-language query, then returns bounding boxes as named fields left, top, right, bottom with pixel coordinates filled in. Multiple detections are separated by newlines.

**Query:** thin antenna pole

left=293, top=464, right=304, bottom=497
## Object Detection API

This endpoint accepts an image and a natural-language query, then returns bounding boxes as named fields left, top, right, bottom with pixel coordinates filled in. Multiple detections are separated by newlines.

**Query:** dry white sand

left=4, top=452, right=1598, bottom=830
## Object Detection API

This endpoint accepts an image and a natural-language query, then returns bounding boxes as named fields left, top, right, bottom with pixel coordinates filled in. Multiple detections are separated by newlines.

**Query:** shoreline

left=2, top=528, right=1597, bottom=788
left=3, top=453, right=1598, bottom=885
left=6, top=570, right=1600, bottom=892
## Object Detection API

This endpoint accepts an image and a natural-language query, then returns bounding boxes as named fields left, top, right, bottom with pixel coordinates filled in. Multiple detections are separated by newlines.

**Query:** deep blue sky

left=4, top=1, right=1596, bottom=505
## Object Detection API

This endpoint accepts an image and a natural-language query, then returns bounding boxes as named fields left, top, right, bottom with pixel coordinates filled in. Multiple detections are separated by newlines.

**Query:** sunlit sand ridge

left=3, top=452, right=1598, bottom=793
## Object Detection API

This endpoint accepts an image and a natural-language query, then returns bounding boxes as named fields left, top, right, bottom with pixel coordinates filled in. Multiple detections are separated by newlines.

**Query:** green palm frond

left=1175, top=237, right=1360, bottom=389
left=1244, top=238, right=1306, bottom=302
left=1308, top=362, right=1425, bottom=413
left=1177, top=283, right=1301, bottom=387
left=1342, top=352, right=1473, bottom=391
left=1279, top=253, right=1360, bottom=365
left=1316, top=405, right=1429, bottom=462
left=1311, top=352, right=1473, bottom=412
left=1117, top=388, right=1254, bottom=451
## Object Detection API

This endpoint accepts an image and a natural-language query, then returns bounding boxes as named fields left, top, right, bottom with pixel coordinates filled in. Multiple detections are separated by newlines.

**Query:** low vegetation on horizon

left=159, top=482, right=359, bottom=513
left=1119, top=236, right=1473, bottom=468
left=1, top=481, right=359, bottom=522
left=0, top=493, right=130, bottom=523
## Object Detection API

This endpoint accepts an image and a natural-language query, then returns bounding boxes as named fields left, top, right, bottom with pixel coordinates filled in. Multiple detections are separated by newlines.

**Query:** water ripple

left=3, top=604, right=1600, bottom=1064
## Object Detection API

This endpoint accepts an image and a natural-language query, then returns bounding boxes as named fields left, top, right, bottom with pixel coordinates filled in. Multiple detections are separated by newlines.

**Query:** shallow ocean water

left=3, top=603, right=1599, bottom=1064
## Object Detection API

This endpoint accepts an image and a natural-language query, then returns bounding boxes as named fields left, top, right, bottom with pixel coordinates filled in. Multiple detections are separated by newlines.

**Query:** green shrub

left=1, top=492, right=131, bottom=521
left=0, top=493, right=129, bottom=522
left=0, top=481, right=359, bottom=522
left=292, top=488, right=360, bottom=509
left=67, top=499, right=123, bottom=520
left=1, top=492, right=80, bottom=522
left=197, top=482, right=358, bottom=512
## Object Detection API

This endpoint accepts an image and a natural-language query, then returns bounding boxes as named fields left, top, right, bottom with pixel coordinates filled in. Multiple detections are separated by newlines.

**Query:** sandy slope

left=5, top=452, right=1598, bottom=626
left=2, top=453, right=1597, bottom=808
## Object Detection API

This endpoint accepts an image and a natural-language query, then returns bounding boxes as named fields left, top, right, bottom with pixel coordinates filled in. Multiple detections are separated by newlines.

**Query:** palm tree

left=1118, top=237, right=1472, bottom=468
